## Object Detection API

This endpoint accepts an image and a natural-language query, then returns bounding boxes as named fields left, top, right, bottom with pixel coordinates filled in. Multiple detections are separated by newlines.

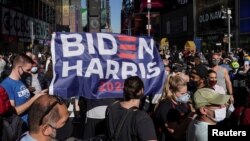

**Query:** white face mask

left=212, top=107, right=227, bottom=122
left=165, top=70, right=169, bottom=76
left=31, top=67, right=38, bottom=73
left=175, top=92, right=190, bottom=104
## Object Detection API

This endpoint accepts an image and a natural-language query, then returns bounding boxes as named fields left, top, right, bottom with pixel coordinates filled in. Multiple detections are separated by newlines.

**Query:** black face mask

left=21, top=72, right=30, bottom=79
left=189, top=80, right=199, bottom=88
left=19, top=67, right=30, bottom=79
left=52, top=119, right=73, bottom=141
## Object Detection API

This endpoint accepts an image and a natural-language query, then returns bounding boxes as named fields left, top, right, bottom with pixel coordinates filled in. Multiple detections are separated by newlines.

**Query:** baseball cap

left=191, top=65, right=208, bottom=79
left=0, top=86, right=11, bottom=115
left=193, top=88, right=230, bottom=109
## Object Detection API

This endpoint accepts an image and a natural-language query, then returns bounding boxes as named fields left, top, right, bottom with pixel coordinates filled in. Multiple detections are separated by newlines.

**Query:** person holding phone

left=1, top=54, right=48, bottom=128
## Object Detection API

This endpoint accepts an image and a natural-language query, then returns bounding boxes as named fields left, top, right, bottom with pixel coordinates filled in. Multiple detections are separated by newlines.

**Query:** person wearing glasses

left=1, top=54, right=48, bottom=128
left=20, top=95, right=74, bottom=141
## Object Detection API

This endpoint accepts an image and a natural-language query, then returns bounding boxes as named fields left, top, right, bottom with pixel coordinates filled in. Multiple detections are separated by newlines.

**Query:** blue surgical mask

left=175, top=92, right=190, bottom=103
left=31, top=67, right=38, bottom=73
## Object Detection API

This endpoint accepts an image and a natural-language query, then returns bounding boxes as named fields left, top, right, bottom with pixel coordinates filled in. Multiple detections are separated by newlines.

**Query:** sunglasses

left=39, top=95, right=67, bottom=125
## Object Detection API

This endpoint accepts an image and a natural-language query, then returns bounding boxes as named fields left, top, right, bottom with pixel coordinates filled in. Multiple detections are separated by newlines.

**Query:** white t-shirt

left=186, top=119, right=212, bottom=141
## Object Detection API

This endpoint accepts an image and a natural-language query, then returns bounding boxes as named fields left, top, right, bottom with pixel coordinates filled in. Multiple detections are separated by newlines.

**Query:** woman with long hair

left=154, top=74, right=195, bottom=141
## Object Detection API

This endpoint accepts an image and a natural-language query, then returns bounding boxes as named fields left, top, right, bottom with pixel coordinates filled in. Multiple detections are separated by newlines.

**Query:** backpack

left=82, top=102, right=138, bottom=141
left=1, top=111, right=25, bottom=141
left=106, top=102, right=138, bottom=141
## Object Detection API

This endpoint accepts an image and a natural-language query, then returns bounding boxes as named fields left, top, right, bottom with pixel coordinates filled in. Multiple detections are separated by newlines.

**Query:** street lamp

left=147, top=0, right=151, bottom=36
left=30, top=21, right=35, bottom=53
left=222, top=7, right=232, bottom=52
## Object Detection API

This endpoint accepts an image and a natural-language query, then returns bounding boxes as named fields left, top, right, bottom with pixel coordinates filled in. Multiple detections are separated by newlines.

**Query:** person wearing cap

left=189, top=65, right=208, bottom=94
left=186, top=88, right=230, bottom=141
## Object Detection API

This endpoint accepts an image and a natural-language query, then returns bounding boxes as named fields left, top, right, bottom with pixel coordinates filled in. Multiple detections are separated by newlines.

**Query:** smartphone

left=29, top=87, right=36, bottom=92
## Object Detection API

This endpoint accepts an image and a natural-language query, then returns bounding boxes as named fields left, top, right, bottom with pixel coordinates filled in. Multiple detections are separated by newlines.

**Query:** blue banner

left=49, top=32, right=166, bottom=99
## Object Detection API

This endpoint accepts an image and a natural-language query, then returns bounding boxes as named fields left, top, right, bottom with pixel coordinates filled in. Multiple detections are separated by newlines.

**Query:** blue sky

left=81, top=0, right=122, bottom=33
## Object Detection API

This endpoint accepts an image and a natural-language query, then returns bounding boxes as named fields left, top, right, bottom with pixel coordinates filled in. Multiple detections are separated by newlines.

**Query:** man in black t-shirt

left=106, top=76, right=157, bottom=141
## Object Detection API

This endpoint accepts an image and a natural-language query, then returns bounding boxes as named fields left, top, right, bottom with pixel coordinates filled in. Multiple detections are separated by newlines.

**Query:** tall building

left=238, top=0, right=250, bottom=49
left=0, top=0, right=56, bottom=53
left=121, top=0, right=247, bottom=52
left=161, top=0, right=194, bottom=51
left=58, top=0, right=82, bottom=32
left=86, top=0, right=111, bottom=32
left=121, top=0, right=164, bottom=38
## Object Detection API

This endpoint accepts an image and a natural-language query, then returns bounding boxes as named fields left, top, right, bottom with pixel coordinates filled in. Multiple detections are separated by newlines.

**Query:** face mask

left=189, top=80, right=199, bottom=87
left=175, top=92, right=190, bottom=104
left=19, top=67, right=30, bottom=79
left=165, top=70, right=169, bottom=76
left=214, top=107, right=227, bottom=122
left=207, top=107, right=226, bottom=122
left=51, top=119, right=73, bottom=141
left=209, top=80, right=217, bottom=87
left=31, top=67, right=38, bottom=73
left=212, top=59, right=220, bottom=66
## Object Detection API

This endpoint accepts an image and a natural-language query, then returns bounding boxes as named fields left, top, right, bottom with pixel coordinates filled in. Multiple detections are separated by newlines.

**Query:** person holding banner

left=1, top=54, right=48, bottom=128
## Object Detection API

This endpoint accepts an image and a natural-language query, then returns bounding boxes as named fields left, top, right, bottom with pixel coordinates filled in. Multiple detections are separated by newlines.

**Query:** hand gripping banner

left=49, top=32, right=166, bottom=99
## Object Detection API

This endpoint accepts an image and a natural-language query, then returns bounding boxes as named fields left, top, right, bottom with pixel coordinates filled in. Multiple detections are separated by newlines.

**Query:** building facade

left=239, top=0, right=250, bottom=49
left=0, top=0, right=85, bottom=54
left=0, top=0, right=55, bottom=53
left=195, top=0, right=235, bottom=52
left=161, top=0, right=194, bottom=51
left=121, top=0, right=164, bottom=38
left=86, top=0, right=110, bottom=32
left=121, top=0, right=250, bottom=52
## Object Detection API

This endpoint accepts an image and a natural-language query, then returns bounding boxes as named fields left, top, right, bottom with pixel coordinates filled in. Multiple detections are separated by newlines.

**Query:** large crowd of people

left=0, top=47, right=250, bottom=141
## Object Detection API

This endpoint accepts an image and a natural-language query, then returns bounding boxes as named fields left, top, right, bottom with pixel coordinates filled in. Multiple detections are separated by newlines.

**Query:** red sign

left=140, top=0, right=165, bottom=9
